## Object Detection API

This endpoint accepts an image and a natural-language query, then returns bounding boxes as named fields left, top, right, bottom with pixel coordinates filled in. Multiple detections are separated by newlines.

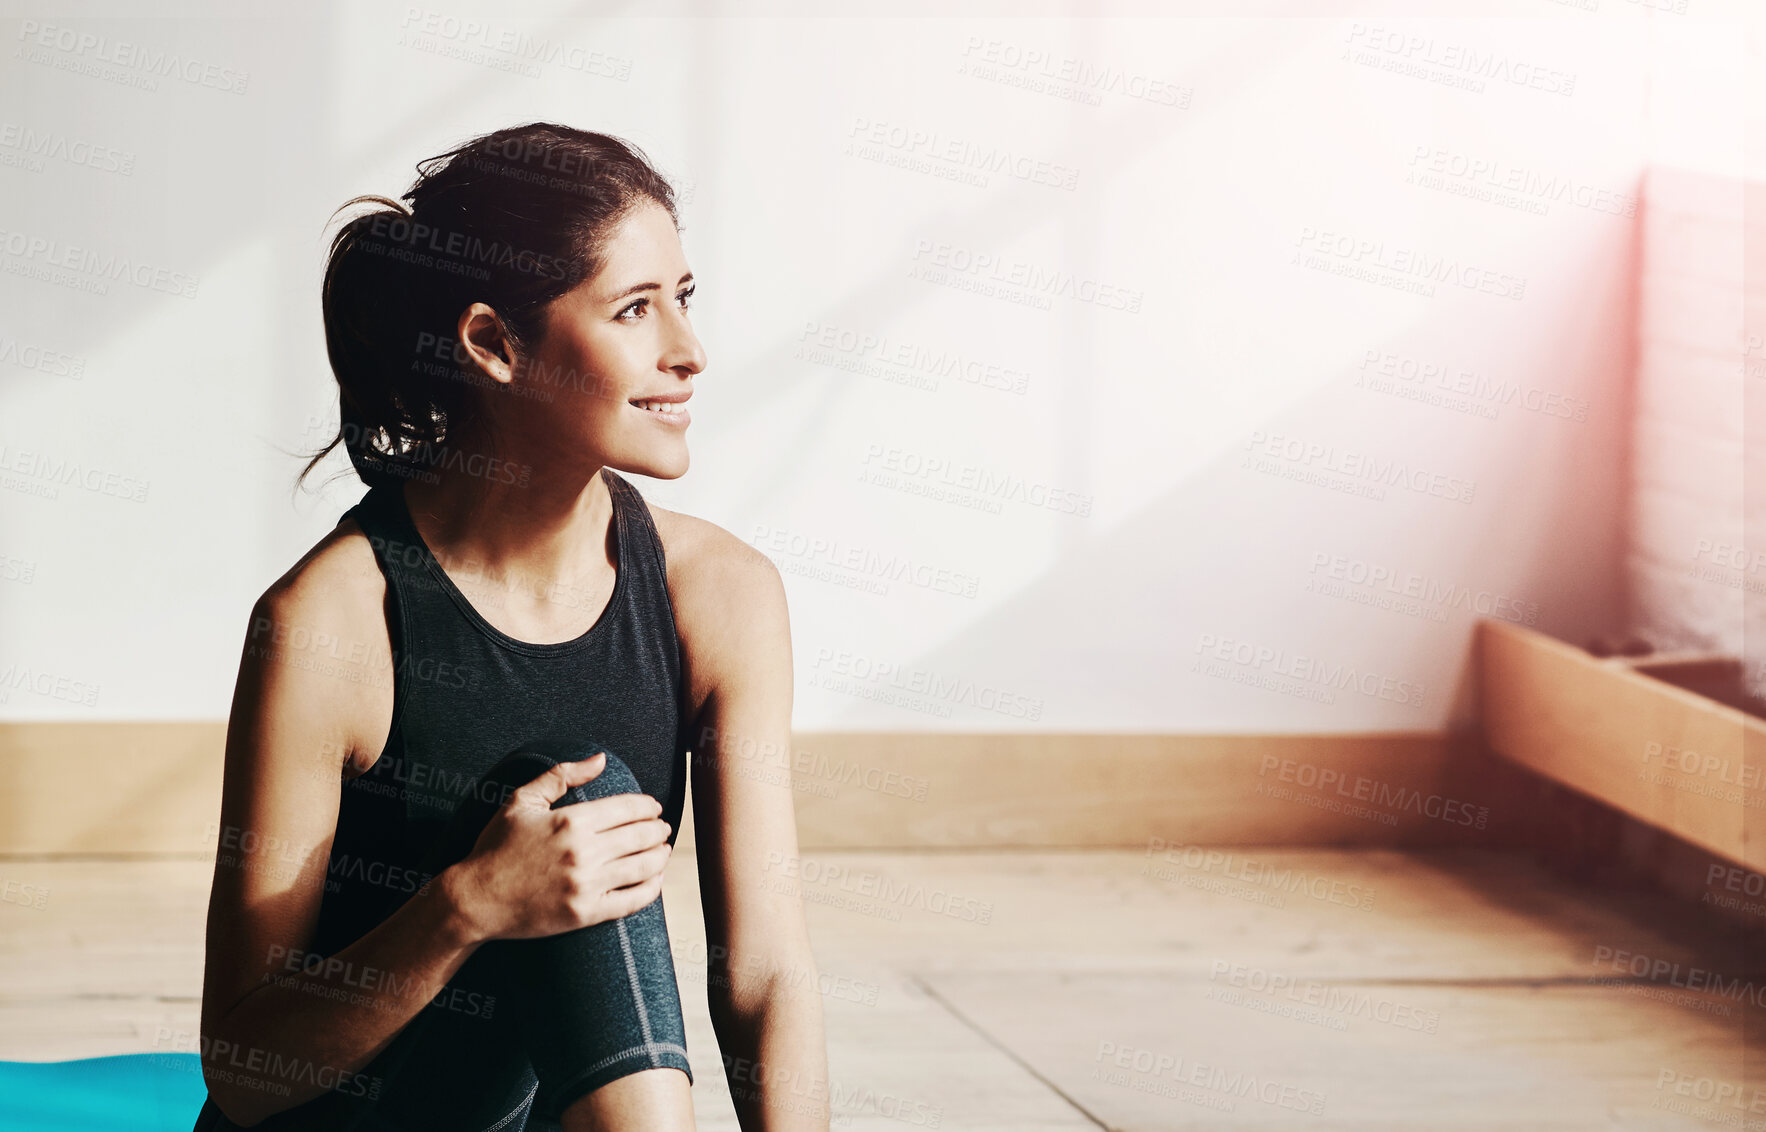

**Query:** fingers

left=567, top=751, right=609, bottom=782
left=598, top=817, right=671, bottom=860
left=603, top=842, right=672, bottom=890
left=602, top=871, right=667, bottom=919
left=563, top=791, right=665, bottom=834
left=509, top=751, right=606, bottom=810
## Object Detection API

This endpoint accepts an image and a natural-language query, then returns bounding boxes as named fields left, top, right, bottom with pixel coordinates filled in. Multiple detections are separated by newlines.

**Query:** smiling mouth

left=629, top=398, right=691, bottom=427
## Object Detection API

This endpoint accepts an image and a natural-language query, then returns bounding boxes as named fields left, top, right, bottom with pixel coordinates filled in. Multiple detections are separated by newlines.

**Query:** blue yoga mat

left=0, top=1054, right=207, bottom=1132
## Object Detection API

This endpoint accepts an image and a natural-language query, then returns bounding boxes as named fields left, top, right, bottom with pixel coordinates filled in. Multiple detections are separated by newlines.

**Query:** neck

left=399, top=436, right=616, bottom=595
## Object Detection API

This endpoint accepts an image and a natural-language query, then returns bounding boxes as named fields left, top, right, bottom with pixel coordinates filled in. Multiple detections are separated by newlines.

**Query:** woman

left=191, top=122, right=828, bottom=1131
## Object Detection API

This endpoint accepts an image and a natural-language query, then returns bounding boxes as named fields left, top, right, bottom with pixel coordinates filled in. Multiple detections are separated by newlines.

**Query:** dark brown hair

left=302, top=122, right=679, bottom=491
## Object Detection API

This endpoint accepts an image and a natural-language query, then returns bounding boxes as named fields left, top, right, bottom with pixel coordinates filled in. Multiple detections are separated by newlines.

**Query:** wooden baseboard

left=0, top=724, right=1494, bottom=854
left=778, top=730, right=1497, bottom=850
left=0, top=723, right=224, bottom=857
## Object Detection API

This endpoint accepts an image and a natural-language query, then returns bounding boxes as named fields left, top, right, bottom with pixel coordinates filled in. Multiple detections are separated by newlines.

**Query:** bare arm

left=196, top=562, right=488, bottom=1127
left=677, top=533, right=830, bottom=1130
left=197, top=539, right=672, bottom=1126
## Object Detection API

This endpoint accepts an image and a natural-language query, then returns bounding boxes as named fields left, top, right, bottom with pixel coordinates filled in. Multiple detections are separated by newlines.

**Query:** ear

left=456, top=302, right=518, bottom=385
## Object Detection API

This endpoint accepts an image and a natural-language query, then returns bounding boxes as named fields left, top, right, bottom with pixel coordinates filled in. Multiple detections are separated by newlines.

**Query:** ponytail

left=300, top=123, right=680, bottom=492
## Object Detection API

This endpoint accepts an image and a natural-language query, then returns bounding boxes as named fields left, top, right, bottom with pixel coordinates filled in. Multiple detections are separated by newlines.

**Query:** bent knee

left=508, top=740, right=644, bottom=802
left=569, top=748, right=642, bottom=802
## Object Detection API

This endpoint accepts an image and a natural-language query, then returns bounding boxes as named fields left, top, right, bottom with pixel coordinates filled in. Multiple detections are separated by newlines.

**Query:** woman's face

left=494, top=199, right=707, bottom=481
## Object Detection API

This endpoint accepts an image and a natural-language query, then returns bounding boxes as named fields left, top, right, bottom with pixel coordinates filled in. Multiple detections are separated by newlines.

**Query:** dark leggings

left=199, top=744, right=691, bottom=1132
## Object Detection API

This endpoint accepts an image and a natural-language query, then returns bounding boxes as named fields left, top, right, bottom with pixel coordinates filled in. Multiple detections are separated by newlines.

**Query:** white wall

left=1617, top=12, right=1760, bottom=701
left=0, top=2, right=1745, bottom=729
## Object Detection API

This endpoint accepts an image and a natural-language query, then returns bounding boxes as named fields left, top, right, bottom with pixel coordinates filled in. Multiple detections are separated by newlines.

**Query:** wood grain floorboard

left=1, top=849, right=1756, bottom=1129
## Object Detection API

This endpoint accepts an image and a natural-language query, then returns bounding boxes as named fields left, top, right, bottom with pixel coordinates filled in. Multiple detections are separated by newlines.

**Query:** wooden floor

left=2, top=847, right=1762, bottom=1130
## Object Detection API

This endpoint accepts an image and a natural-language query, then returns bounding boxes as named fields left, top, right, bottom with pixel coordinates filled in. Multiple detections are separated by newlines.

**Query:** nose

left=664, top=306, right=707, bottom=377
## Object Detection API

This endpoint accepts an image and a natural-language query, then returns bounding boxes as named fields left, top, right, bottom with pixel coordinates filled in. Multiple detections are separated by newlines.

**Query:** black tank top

left=310, top=466, right=691, bottom=956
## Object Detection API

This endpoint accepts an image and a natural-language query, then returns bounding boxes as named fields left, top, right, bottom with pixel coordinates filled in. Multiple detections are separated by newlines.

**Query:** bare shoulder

left=646, top=500, right=784, bottom=607
left=258, top=514, right=387, bottom=628
left=247, top=514, right=394, bottom=775
left=644, top=500, right=790, bottom=716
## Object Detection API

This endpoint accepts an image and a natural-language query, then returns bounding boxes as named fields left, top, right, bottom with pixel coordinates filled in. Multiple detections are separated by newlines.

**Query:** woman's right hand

left=442, top=752, right=674, bottom=943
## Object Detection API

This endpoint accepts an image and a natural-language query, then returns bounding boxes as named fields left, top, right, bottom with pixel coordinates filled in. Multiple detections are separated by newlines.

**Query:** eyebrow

left=607, top=272, right=695, bottom=304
